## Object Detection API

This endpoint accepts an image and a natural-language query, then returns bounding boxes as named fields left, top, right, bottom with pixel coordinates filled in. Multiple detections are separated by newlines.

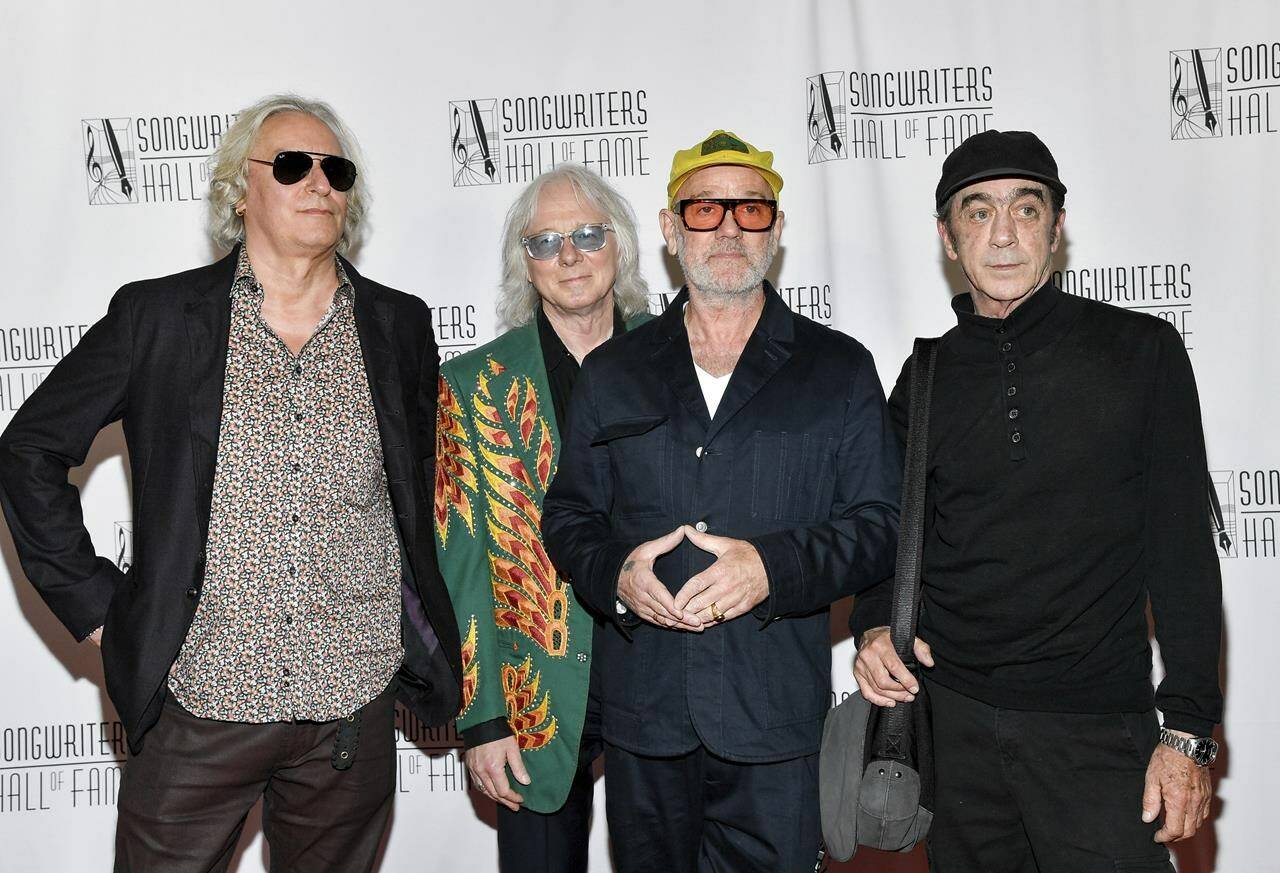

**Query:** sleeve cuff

left=744, top=532, right=803, bottom=625
left=1161, top=712, right=1218, bottom=738
left=459, top=717, right=512, bottom=749
left=591, top=540, right=643, bottom=638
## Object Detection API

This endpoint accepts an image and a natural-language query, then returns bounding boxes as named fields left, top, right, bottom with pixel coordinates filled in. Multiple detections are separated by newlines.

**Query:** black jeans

left=603, top=742, right=821, bottom=873
left=115, top=688, right=395, bottom=873
left=926, top=678, right=1174, bottom=873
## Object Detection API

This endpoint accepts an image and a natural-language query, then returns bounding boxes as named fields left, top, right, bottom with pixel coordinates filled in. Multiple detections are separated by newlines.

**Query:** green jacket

left=433, top=314, right=646, bottom=812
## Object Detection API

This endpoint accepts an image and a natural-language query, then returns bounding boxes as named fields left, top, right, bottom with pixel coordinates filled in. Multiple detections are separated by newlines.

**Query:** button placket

left=284, top=351, right=307, bottom=710
left=997, top=325, right=1026, bottom=460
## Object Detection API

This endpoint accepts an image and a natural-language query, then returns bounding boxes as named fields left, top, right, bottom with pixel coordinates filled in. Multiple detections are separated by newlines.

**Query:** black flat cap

left=935, top=130, right=1066, bottom=212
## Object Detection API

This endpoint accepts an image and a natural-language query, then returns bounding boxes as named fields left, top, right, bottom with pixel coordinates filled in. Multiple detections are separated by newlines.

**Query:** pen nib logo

left=806, top=72, right=847, bottom=164
left=1208, top=471, right=1236, bottom=558
left=83, top=118, right=138, bottom=205
left=450, top=99, right=501, bottom=187
left=1170, top=49, right=1223, bottom=140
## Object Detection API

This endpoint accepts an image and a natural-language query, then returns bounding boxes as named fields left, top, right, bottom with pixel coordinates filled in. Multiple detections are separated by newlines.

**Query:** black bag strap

left=872, top=337, right=940, bottom=762
left=889, top=337, right=940, bottom=663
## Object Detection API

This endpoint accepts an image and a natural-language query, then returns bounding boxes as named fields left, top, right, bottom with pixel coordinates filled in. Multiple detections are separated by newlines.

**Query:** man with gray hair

left=0, top=93, right=461, bottom=872
left=435, top=163, right=649, bottom=873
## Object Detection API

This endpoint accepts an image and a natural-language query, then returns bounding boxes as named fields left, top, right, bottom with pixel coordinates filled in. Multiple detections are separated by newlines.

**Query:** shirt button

left=1008, top=408, right=1020, bottom=420
left=1007, top=362, right=1016, bottom=373
left=695, top=521, right=708, bottom=533
left=288, top=563, right=297, bottom=576
left=1007, top=386, right=1017, bottom=397
left=1001, top=341, right=1012, bottom=352
left=292, top=462, right=301, bottom=472
left=291, top=513, right=300, bottom=523
left=185, top=586, right=199, bottom=599
left=294, top=412, right=303, bottom=423
left=1011, top=431, right=1023, bottom=444
left=996, top=326, right=1007, bottom=335
left=283, top=613, right=293, bottom=624
left=293, top=364, right=302, bottom=376
left=695, top=446, right=703, bottom=458
left=282, top=668, right=291, bottom=677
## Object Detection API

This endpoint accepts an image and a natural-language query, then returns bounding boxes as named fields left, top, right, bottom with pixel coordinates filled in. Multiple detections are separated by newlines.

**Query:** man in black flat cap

left=850, top=130, right=1223, bottom=872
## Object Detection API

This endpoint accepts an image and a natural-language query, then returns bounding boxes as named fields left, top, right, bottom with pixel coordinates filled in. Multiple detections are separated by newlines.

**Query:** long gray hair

left=496, top=163, right=649, bottom=329
left=206, top=93, right=370, bottom=254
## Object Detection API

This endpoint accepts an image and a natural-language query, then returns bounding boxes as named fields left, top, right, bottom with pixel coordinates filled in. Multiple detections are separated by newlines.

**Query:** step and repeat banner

left=1, top=1, right=1275, bottom=870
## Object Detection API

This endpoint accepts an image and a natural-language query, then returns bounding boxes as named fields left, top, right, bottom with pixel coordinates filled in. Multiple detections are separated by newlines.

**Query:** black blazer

left=0, top=247, right=461, bottom=750
left=542, top=285, right=901, bottom=761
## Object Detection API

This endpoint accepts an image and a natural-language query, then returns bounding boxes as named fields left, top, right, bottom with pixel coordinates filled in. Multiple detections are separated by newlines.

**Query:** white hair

left=206, top=93, right=370, bottom=254
left=495, top=163, right=649, bottom=329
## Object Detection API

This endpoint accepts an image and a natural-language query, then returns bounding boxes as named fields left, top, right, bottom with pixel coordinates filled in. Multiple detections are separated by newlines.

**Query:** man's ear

left=659, top=209, right=680, bottom=256
left=937, top=218, right=958, bottom=261
left=1050, top=208, right=1066, bottom=252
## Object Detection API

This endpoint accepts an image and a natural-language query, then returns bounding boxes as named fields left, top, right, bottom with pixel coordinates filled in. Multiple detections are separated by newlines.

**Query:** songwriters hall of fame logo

left=83, top=118, right=138, bottom=205
left=806, top=72, right=846, bottom=164
left=450, top=100, right=501, bottom=187
left=1170, top=49, right=1223, bottom=140
left=113, top=522, right=134, bottom=572
left=1209, top=471, right=1237, bottom=559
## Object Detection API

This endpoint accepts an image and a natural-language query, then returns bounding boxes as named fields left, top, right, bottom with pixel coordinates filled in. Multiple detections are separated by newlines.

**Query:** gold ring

left=710, top=602, right=726, bottom=623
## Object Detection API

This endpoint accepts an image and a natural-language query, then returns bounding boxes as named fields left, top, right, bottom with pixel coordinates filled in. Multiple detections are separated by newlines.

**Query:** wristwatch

left=1158, top=728, right=1219, bottom=767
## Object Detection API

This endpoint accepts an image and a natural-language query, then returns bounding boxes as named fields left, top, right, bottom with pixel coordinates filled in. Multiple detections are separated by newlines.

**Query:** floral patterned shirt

left=168, top=248, right=404, bottom=722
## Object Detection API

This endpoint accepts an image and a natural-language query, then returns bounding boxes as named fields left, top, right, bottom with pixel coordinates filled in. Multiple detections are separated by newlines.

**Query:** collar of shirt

left=948, top=280, right=1079, bottom=360
left=230, top=246, right=354, bottom=307
left=535, top=302, right=627, bottom=376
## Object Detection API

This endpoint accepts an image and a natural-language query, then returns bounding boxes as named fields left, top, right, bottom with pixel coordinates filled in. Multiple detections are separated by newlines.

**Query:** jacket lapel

left=348, top=261, right=411, bottom=532
left=184, top=249, right=238, bottom=543
left=701, top=284, right=795, bottom=445
left=649, top=288, right=712, bottom=430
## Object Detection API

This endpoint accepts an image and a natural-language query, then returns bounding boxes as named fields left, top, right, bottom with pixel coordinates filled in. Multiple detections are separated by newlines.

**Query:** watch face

left=1192, top=738, right=1219, bottom=766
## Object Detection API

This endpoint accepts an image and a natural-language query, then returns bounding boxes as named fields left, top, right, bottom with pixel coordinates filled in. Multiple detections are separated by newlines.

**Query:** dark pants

left=604, top=743, right=821, bottom=873
left=496, top=753, right=596, bottom=873
left=495, top=670, right=603, bottom=873
left=115, top=688, right=395, bottom=873
left=926, top=678, right=1174, bottom=873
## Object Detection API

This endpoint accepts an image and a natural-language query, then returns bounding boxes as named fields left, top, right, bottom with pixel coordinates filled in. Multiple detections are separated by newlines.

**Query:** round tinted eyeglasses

left=248, top=150, right=358, bottom=192
left=521, top=223, right=613, bottom=260
left=677, top=198, right=777, bottom=232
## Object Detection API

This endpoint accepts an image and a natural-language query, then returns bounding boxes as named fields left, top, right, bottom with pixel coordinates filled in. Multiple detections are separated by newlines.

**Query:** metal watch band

left=1158, top=727, right=1218, bottom=766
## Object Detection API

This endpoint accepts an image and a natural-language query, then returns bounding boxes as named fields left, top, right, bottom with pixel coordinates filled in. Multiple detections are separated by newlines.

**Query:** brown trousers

left=114, top=689, right=395, bottom=873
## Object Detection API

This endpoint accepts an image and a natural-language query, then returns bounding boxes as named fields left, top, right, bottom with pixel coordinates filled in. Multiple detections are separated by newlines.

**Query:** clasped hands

left=616, top=525, right=768, bottom=630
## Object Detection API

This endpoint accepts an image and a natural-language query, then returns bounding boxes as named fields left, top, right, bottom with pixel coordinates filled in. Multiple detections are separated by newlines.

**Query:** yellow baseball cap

left=667, top=130, right=783, bottom=208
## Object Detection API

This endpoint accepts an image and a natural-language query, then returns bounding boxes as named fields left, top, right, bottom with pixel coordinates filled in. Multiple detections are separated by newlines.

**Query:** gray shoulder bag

left=818, top=336, right=939, bottom=862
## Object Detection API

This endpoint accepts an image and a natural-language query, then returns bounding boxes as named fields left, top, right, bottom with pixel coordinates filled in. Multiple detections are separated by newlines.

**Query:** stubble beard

left=676, top=229, right=777, bottom=301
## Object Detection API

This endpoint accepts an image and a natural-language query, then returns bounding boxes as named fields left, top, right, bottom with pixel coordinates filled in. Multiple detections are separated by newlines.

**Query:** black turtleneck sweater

left=851, top=283, right=1222, bottom=736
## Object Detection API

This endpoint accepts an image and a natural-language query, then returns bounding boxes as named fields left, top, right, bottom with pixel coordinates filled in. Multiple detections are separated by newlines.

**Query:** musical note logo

left=114, top=523, right=133, bottom=572
left=452, top=106, right=467, bottom=166
left=1169, top=49, right=1223, bottom=140
left=83, top=118, right=139, bottom=204
left=805, top=72, right=847, bottom=164
left=449, top=99, right=502, bottom=187
left=1208, top=471, right=1237, bottom=558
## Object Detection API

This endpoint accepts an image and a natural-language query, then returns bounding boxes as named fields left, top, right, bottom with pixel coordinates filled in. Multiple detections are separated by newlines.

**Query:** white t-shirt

left=694, top=363, right=732, bottom=418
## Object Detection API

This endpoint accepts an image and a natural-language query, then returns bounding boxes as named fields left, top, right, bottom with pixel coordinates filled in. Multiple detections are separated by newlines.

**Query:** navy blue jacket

left=542, top=285, right=901, bottom=761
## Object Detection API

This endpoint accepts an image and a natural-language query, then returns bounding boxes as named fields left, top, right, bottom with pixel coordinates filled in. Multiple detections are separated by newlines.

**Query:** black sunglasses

left=248, top=150, right=358, bottom=192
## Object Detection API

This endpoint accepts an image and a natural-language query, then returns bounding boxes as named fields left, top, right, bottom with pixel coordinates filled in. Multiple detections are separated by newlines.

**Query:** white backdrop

left=1, top=2, right=1276, bottom=871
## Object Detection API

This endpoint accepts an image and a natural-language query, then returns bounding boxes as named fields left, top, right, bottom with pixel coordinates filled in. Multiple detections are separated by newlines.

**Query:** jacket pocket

left=592, top=415, right=670, bottom=519
left=750, top=431, right=836, bottom=522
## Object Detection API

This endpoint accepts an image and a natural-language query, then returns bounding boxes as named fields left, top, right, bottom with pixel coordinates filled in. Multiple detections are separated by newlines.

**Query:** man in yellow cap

left=543, top=130, right=901, bottom=871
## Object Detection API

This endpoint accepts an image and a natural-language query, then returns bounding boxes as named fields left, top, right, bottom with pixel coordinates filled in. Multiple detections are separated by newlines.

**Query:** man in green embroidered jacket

left=433, top=164, right=650, bottom=873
